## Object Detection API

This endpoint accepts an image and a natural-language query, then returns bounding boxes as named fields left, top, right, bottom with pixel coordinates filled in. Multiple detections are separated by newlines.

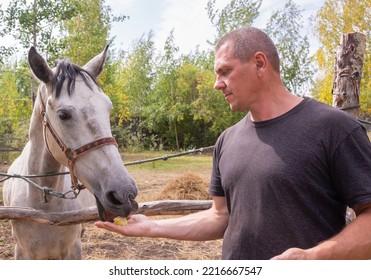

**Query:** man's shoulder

left=218, top=115, right=247, bottom=139
left=303, top=98, right=361, bottom=127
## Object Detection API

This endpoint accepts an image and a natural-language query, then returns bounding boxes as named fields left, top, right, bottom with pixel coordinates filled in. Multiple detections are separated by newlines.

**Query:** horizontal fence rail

left=0, top=200, right=213, bottom=225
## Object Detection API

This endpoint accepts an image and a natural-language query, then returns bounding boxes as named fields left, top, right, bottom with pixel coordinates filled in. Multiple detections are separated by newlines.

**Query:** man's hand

left=271, top=248, right=314, bottom=260
left=94, top=214, right=155, bottom=237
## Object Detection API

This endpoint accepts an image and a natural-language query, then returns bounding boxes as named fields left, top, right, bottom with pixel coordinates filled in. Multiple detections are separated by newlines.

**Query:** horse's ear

left=28, top=46, right=54, bottom=84
left=83, top=45, right=109, bottom=79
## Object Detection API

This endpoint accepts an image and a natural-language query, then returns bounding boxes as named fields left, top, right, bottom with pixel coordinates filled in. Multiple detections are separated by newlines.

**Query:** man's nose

left=214, top=77, right=225, bottom=90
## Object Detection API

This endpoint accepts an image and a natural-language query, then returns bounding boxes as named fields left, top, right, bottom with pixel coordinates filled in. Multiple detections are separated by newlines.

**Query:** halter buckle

left=65, top=148, right=78, bottom=161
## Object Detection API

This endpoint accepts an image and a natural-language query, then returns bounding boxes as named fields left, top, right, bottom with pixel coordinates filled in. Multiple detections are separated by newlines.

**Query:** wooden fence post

left=332, top=32, right=366, bottom=118
left=332, top=32, right=366, bottom=224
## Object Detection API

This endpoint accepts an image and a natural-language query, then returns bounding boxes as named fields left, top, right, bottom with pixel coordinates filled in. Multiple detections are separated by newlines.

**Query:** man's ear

left=253, top=52, right=268, bottom=77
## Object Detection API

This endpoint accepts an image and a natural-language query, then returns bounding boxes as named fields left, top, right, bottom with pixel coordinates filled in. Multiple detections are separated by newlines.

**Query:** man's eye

left=221, top=69, right=230, bottom=75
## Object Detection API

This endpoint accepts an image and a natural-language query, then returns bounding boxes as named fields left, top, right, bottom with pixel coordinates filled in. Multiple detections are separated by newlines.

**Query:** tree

left=115, top=31, right=156, bottom=149
left=207, top=0, right=262, bottom=37
left=143, top=30, right=181, bottom=149
left=1, top=0, right=80, bottom=58
left=193, top=63, right=245, bottom=138
left=0, top=6, right=14, bottom=64
left=61, top=0, right=111, bottom=65
left=265, top=0, right=314, bottom=96
left=0, top=64, right=31, bottom=144
left=1, top=0, right=81, bottom=106
left=202, top=0, right=261, bottom=138
left=312, top=0, right=370, bottom=114
left=122, top=32, right=155, bottom=118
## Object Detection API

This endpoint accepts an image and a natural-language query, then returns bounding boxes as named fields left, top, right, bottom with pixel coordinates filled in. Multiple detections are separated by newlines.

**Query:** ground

left=0, top=155, right=223, bottom=260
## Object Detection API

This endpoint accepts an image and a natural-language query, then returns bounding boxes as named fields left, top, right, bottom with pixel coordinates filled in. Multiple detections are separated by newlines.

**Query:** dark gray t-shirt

left=209, top=98, right=371, bottom=259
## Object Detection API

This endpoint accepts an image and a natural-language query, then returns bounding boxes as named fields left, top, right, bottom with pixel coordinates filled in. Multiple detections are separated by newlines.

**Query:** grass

left=122, top=150, right=213, bottom=172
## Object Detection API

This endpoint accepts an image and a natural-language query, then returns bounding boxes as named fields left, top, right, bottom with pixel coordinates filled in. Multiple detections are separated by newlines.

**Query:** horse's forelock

left=52, top=58, right=98, bottom=98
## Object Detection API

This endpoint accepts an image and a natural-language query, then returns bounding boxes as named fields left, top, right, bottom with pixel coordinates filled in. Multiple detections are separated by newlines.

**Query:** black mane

left=52, top=58, right=98, bottom=98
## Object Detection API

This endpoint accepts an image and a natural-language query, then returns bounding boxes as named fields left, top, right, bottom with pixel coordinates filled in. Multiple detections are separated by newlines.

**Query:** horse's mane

left=52, top=58, right=99, bottom=98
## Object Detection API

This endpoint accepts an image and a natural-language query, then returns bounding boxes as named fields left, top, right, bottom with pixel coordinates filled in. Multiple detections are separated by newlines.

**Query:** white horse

left=3, top=46, right=138, bottom=259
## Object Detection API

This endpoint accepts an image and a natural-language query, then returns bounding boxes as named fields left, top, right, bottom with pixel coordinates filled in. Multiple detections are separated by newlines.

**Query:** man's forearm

left=272, top=206, right=371, bottom=260
left=153, top=205, right=229, bottom=241
left=309, top=207, right=371, bottom=259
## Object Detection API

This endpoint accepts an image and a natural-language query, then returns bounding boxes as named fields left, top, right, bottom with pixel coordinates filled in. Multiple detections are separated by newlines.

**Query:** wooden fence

left=0, top=200, right=212, bottom=226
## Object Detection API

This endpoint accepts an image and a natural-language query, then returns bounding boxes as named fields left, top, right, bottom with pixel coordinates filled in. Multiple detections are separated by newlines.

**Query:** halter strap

left=40, top=104, right=118, bottom=191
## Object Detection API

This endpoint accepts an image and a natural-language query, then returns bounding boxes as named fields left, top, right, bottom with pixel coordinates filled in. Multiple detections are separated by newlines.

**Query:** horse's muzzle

left=95, top=192, right=138, bottom=222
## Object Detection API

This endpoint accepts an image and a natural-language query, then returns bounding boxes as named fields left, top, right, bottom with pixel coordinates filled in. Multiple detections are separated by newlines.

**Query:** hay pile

left=155, top=172, right=212, bottom=200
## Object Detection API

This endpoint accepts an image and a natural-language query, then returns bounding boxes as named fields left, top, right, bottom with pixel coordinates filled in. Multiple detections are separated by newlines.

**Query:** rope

left=339, top=104, right=361, bottom=111
left=0, top=145, right=215, bottom=180
left=0, top=172, right=80, bottom=202
left=333, top=103, right=371, bottom=126
left=0, top=171, right=69, bottom=183
left=124, top=146, right=215, bottom=166
left=359, top=119, right=371, bottom=125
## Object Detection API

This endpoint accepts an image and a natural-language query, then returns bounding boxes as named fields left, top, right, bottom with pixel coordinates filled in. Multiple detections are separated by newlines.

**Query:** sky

left=105, top=0, right=326, bottom=55
left=0, top=0, right=326, bottom=57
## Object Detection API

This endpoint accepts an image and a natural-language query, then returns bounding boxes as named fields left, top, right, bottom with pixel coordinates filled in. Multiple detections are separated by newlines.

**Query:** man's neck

left=249, top=91, right=304, bottom=122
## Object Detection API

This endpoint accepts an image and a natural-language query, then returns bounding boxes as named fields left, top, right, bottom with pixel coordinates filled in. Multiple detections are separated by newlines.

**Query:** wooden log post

left=332, top=32, right=366, bottom=224
left=332, top=32, right=366, bottom=118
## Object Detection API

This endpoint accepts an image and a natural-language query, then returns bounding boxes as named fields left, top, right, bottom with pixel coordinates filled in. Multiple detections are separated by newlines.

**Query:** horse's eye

left=57, top=110, right=71, bottom=120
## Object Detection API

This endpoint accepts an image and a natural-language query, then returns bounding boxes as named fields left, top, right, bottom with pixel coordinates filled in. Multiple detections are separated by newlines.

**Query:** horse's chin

left=94, top=196, right=137, bottom=222
left=94, top=196, right=117, bottom=222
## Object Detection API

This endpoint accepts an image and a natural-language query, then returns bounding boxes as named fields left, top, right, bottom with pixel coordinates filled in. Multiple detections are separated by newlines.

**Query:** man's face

left=214, top=41, right=258, bottom=112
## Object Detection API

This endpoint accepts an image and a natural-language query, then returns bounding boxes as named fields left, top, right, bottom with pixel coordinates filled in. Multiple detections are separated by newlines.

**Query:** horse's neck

left=27, top=96, right=67, bottom=192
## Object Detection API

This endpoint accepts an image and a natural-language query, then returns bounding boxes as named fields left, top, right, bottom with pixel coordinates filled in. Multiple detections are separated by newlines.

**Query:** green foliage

left=141, top=37, right=243, bottom=150
left=109, top=31, right=156, bottom=149
left=61, top=0, right=110, bottom=64
left=1, top=0, right=81, bottom=59
left=0, top=64, right=31, bottom=140
left=207, top=0, right=262, bottom=37
left=121, top=31, right=156, bottom=118
left=265, top=0, right=314, bottom=96
left=193, top=66, right=245, bottom=135
left=99, top=54, right=131, bottom=127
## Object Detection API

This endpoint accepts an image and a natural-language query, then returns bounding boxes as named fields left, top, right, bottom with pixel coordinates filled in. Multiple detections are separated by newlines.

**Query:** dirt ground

left=0, top=160, right=223, bottom=260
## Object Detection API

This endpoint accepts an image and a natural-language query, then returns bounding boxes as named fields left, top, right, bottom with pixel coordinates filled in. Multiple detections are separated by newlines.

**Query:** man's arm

left=94, top=196, right=229, bottom=241
left=272, top=203, right=371, bottom=260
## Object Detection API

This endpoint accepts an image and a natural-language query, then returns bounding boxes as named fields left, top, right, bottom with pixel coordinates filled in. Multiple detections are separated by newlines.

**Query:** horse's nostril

left=128, top=193, right=136, bottom=201
left=106, top=191, right=137, bottom=206
left=106, top=191, right=122, bottom=205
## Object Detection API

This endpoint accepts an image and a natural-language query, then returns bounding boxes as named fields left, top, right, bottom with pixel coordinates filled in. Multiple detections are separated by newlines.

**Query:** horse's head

left=28, top=46, right=138, bottom=221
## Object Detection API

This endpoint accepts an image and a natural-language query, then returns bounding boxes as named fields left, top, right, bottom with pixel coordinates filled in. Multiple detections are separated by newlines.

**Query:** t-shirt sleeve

left=209, top=134, right=226, bottom=197
left=331, top=125, right=371, bottom=209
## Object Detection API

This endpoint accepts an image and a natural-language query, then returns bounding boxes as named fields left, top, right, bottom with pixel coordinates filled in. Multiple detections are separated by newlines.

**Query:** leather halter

left=40, top=102, right=118, bottom=191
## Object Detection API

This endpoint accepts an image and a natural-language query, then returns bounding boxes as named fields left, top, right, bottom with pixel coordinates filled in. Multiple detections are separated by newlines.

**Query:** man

left=95, top=27, right=371, bottom=259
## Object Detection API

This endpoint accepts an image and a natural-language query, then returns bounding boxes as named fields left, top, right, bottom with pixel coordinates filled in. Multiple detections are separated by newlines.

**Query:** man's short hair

left=215, top=26, right=280, bottom=73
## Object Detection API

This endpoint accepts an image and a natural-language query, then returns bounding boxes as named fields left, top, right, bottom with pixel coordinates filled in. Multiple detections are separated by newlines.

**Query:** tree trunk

left=174, top=121, right=180, bottom=150
left=31, top=0, right=38, bottom=107
left=332, top=32, right=366, bottom=224
left=332, top=32, right=366, bottom=118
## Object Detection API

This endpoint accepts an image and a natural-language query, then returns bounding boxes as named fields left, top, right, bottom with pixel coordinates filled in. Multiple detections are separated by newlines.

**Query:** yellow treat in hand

left=113, top=216, right=127, bottom=226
